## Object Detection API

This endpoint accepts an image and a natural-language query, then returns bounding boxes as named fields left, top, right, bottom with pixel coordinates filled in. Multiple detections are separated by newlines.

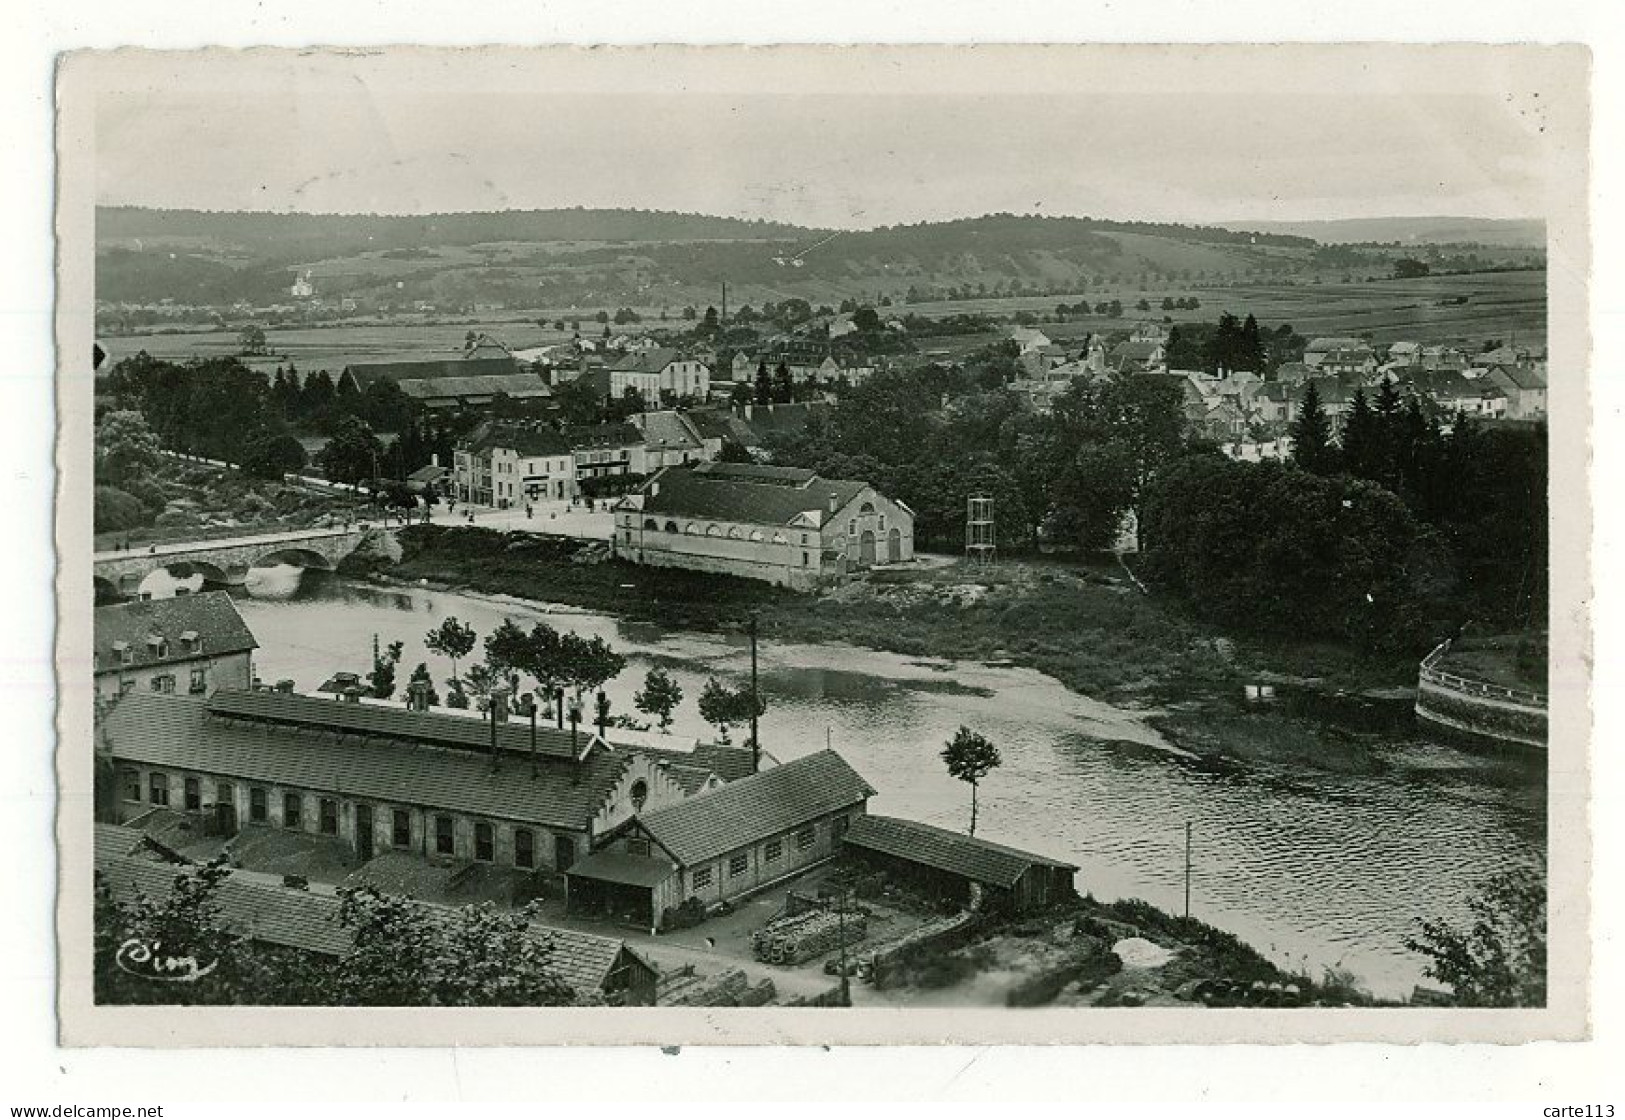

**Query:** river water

left=215, top=565, right=1544, bottom=999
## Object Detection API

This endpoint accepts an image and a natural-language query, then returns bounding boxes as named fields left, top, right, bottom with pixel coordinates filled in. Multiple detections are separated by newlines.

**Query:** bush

left=94, top=486, right=149, bottom=533
left=121, top=476, right=169, bottom=513
left=154, top=509, right=203, bottom=528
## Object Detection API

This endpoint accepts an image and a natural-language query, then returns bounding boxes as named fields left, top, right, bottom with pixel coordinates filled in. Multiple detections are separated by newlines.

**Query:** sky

left=91, top=52, right=1559, bottom=229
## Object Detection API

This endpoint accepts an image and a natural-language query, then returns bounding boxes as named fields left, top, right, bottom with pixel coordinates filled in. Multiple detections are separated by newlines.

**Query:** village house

left=564, top=749, right=874, bottom=930
left=1273, top=361, right=1314, bottom=388
left=614, top=461, right=915, bottom=591
left=1483, top=364, right=1549, bottom=419
left=566, top=421, right=650, bottom=494
left=95, top=824, right=660, bottom=1004
left=94, top=592, right=258, bottom=702
left=839, top=815, right=1078, bottom=915
left=1314, top=345, right=1378, bottom=382
left=1302, top=337, right=1368, bottom=369
left=1008, top=326, right=1053, bottom=355
left=454, top=423, right=577, bottom=506
left=1130, top=320, right=1171, bottom=344
left=1108, top=339, right=1167, bottom=374
left=98, top=689, right=711, bottom=882
left=607, top=347, right=711, bottom=406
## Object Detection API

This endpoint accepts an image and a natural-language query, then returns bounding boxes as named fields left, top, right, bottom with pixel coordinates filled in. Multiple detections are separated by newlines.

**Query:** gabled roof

left=607, top=347, right=682, bottom=374
left=342, top=357, right=519, bottom=389
left=95, top=592, right=258, bottom=673
left=634, top=463, right=870, bottom=528
left=104, top=693, right=624, bottom=832
left=1488, top=364, right=1548, bottom=391
left=634, top=410, right=703, bottom=452
left=1305, top=336, right=1367, bottom=352
left=842, top=814, right=1077, bottom=889
left=93, top=847, right=645, bottom=993
left=396, top=373, right=550, bottom=403
left=634, top=749, right=874, bottom=867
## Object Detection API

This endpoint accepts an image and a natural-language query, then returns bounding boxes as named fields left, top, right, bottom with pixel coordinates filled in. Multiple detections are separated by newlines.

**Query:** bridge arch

left=93, top=575, right=119, bottom=604
left=252, top=547, right=336, bottom=572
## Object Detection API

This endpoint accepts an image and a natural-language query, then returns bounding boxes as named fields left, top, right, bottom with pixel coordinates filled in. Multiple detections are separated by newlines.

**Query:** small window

left=216, top=782, right=233, bottom=809
left=514, top=828, right=535, bottom=869
left=848, top=520, right=856, bottom=534
left=475, top=822, right=495, bottom=862
left=148, top=773, right=169, bottom=806
left=728, top=853, right=749, bottom=878
left=435, top=815, right=455, bottom=856
left=119, top=679, right=136, bottom=696
left=184, top=777, right=201, bottom=812
left=630, top=779, right=649, bottom=811
left=627, top=837, right=651, bottom=857
left=319, top=798, right=338, bottom=835
left=691, top=866, right=713, bottom=890
left=796, top=827, right=816, bottom=850
left=283, top=793, right=303, bottom=829
left=150, top=674, right=175, bottom=694
left=764, top=838, right=782, bottom=863
left=121, top=769, right=141, bottom=802
left=802, top=551, right=810, bottom=566
left=115, top=642, right=132, bottom=666
left=392, top=809, right=411, bottom=848
left=189, top=668, right=207, bottom=695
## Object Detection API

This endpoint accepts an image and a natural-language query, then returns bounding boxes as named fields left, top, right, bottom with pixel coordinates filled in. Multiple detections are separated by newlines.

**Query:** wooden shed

left=840, top=815, right=1078, bottom=914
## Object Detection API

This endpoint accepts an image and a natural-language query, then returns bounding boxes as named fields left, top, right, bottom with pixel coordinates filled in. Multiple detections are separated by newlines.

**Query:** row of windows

left=688, top=824, right=824, bottom=892
left=113, top=667, right=208, bottom=697
left=637, top=518, right=793, bottom=544
left=119, top=771, right=541, bottom=870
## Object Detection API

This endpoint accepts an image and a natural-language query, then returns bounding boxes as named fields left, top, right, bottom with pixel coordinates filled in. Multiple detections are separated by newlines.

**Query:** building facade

left=94, top=592, right=258, bottom=702
left=614, top=462, right=915, bottom=591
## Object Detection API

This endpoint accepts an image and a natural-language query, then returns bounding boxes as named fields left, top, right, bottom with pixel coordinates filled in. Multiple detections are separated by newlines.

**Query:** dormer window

left=113, top=641, right=132, bottom=666
left=180, top=630, right=202, bottom=654
left=145, top=634, right=167, bottom=659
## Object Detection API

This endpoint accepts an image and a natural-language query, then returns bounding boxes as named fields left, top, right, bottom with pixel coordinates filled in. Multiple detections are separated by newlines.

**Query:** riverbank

left=375, top=525, right=1419, bottom=708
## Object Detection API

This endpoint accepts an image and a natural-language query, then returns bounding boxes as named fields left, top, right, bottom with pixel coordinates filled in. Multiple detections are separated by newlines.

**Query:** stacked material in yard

left=751, top=908, right=868, bottom=966
left=854, top=911, right=978, bottom=983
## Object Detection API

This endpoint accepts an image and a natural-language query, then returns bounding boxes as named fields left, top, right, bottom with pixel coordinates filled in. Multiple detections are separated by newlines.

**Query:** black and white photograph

left=52, top=42, right=1589, bottom=1047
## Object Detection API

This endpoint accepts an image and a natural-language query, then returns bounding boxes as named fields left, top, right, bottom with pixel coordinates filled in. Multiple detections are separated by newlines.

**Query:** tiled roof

left=471, top=423, right=573, bottom=458
left=342, top=357, right=519, bottom=388
left=1489, top=364, right=1548, bottom=391
left=1305, top=337, right=1367, bottom=352
left=95, top=592, right=258, bottom=674
left=608, top=347, right=681, bottom=373
left=105, top=693, right=627, bottom=832
left=206, top=689, right=596, bottom=760
left=635, top=749, right=874, bottom=867
left=93, top=849, right=642, bottom=993
left=635, top=463, right=869, bottom=528
left=634, top=411, right=702, bottom=451
left=562, top=421, right=645, bottom=452
left=565, top=849, right=677, bottom=888
left=842, top=814, right=1076, bottom=890
left=397, top=374, right=550, bottom=402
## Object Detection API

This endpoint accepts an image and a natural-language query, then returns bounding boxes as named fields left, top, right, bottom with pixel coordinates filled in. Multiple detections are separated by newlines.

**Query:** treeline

left=99, top=352, right=465, bottom=483
left=1140, top=383, right=1546, bottom=652
left=1165, top=313, right=1307, bottom=374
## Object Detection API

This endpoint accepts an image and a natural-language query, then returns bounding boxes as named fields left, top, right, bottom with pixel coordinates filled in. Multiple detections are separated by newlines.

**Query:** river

left=205, top=564, right=1543, bottom=1000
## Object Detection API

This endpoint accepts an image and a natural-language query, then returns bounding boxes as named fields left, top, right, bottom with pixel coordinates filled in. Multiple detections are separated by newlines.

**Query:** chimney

left=431, top=453, right=440, bottom=468
left=489, top=686, right=511, bottom=771
left=828, top=493, right=838, bottom=513
left=275, top=679, right=295, bottom=695
left=406, top=680, right=430, bottom=712
left=342, top=686, right=363, bottom=703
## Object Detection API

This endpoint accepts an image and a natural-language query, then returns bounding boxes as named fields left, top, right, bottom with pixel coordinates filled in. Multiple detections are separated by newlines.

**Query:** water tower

left=966, top=494, right=995, bottom=568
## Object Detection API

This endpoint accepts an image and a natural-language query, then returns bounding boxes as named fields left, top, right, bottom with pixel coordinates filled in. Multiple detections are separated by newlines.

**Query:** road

left=93, top=523, right=367, bottom=563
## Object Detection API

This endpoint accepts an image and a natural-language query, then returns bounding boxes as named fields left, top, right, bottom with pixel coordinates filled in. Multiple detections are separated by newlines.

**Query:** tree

left=425, top=617, right=477, bottom=690
left=557, top=632, right=627, bottom=705
left=634, top=667, right=684, bottom=732
left=941, top=726, right=1001, bottom=836
left=95, top=409, right=165, bottom=486
left=95, top=486, right=149, bottom=534
left=1394, top=257, right=1431, bottom=279
left=368, top=640, right=404, bottom=699
left=697, top=677, right=764, bottom=745
left=317, top=416, right=385, bottom=487
left=716, top=439, right=755, bottom=464
left=1339, top=387, right=1380, bottom=481
left=327, top=888, right=581, bottom=1006
left=1405, top=867, right=1545, bottom=1007
left=1289, top=380, right=1337, bottom=475
left=754, top=361, right=772, bottom=406
left=241, top=430, right=308, bottom=480
left=239, top=324, right=268, bottom=356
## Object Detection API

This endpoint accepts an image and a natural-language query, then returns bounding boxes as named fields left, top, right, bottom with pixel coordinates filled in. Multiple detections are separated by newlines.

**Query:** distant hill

left=1216, top=216, right=1546, bottom=249
left=94, top=207, right=1539, bottom=311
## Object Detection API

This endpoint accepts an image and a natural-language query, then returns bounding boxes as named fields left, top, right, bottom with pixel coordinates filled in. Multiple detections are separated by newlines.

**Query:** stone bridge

left=94, top=526, right=389, bottom=598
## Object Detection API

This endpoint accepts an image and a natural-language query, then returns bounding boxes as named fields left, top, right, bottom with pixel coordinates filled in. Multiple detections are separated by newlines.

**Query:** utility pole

left=1183, top=821, right=1193, bottom=920
left=720, top=281, right=729, bottom=328
left=489, top=686, right=509, bottom=773
left=836, top=888, right=852, bottom=1007
left=748, top=611, right=761, bottom=773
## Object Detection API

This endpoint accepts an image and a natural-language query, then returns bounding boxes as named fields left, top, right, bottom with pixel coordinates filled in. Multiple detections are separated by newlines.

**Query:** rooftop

left=635, top=749, right=874, bottom=867
left=842, top=814, right=1077, bottom=890
left=632, top=462, right=872, bottom=528
left=341, top=357, right=520, bottom=389
left=104, top=692, right=627, bottom=832
left=94, top=591, right=258, bottom=673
